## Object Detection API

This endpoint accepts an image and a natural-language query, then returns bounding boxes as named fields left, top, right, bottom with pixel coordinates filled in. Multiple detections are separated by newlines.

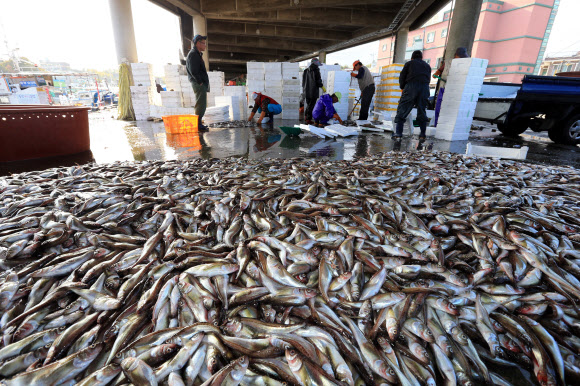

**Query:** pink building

left=377, top=0, right=559, bottom=84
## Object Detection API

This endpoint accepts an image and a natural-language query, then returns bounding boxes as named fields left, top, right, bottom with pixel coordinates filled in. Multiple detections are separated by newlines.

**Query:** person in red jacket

left=248, top=92, right=282, bottom=125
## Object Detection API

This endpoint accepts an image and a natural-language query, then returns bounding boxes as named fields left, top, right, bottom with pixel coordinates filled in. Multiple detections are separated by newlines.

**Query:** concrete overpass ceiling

left=148, top=0, right=450, bottom=74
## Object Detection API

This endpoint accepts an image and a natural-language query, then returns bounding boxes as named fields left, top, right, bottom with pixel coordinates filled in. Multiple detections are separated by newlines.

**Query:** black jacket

left=399, top=59, right=431, bottom=89
left=186, top=47, right=209, bottom=88
left=302, top=63, right=323, bottom=99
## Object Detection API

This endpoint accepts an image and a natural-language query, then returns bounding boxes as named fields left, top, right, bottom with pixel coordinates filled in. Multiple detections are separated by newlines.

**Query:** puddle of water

left=2, top=109, right=577, bottom=176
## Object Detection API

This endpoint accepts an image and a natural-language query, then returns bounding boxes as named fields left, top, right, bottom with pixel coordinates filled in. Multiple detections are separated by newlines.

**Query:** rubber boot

left=419, top=122, right=427, bottom=140
left=392, top=120, right=404, bottom=139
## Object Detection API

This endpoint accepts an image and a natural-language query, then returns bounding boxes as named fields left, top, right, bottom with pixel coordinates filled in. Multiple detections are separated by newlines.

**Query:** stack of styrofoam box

left=131, top=63, right=154, bottom=87
left=318, top=64, right=341, bottom=96
left=326, top=71, right=350, bottom=120
left=264, top=63, right=283, bottom=103
left=180, top=74, right=195, bottom=108
left=164, top=64, right=185, bottom=92
left=160, top=91, right=182, bottom=108
left=282, top=62, right=300, bottom=120
left=208, top=71, right=225, bottom=108
left=375, top=64, right=403, bottom=113
left=349, top=87, right=361, bottom=118
left=215, top=96, right=240, bottom=121
left=130, top=85, right=153, bottom=120
left=224, top=86, right=248, bottom=120
left=435, top=58, right=488, bottom=141
left=247, top=62, right=265, bottom=102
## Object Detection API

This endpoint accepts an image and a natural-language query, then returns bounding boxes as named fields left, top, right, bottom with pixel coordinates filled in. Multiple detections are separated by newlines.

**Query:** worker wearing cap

left=351, top=60, right=375, bottom=121
left=186, top=34, right=210, bottom=131
left=302, top=58, right=324, bottom=124
left=248, top=92, right=282, bottom=125
left=312, top=93, right=343, bottom=127
left=393, top=50, right=431, bottom=140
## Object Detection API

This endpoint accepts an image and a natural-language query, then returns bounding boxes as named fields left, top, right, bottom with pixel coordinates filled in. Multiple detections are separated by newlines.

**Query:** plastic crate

left=162, top=114, right=199, bottom=134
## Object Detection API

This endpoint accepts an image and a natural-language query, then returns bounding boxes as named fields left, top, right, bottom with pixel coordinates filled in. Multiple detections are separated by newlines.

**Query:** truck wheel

left=562, top=114, right=580, bottom=145
left=497, top=120, right=529, bottom=137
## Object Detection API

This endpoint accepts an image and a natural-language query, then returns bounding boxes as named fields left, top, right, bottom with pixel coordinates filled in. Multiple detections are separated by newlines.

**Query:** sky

left=0, top=0, right=579, bottom=76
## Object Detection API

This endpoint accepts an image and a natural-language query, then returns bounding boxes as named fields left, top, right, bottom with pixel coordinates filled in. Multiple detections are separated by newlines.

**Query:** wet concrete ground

left=1, top=109, right=578, bottom=175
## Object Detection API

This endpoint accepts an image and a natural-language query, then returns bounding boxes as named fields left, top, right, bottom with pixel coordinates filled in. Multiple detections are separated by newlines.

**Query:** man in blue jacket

left=186, top=35, right=210, bottom=131
left=393, top=50, right=431, bottom=140
left=312, top=93, right=343, bottom=126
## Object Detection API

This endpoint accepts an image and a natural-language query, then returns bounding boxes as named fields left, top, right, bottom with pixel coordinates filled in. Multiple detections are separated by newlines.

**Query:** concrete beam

left=164, top=0, right=199, bottom=15
left=205, top=9, right=396, bottom=27
left=202, top=0, right=401, bottom=14
left=210, top=44, right=303, bottom=57
left=207, top=21, right=351, bottom=41
left=319, top=51, right=327, bottom=64
left=209, top=34, right=322, bottom=52
left=209, top=52, right=290, bottom=62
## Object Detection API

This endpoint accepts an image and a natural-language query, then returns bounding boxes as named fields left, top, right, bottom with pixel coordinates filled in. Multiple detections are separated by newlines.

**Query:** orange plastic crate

left=162, top=115, right=199, bottom=134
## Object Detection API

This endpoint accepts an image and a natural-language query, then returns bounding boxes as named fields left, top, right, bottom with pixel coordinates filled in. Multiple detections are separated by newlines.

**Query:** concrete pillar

left=108, top=0, right=138, bottom=64
left=393, top=28, right=409, bottom=64
left=441, top=0, right=483, bottom=81
left=319, top=51, right=327, bottom=64
left=193, top=13, right=209, bottom=71
left=179, top=10, right=194, bottom=59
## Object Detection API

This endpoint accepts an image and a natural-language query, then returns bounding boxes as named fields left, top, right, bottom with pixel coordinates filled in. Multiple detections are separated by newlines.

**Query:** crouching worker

left=248, top=92, right=282, bottom=125
left=312, top=93, right=343, bottom=127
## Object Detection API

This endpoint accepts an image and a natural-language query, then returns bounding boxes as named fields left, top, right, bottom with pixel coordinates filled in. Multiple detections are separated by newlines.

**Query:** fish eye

left=426, top=330, right=432, bottom=335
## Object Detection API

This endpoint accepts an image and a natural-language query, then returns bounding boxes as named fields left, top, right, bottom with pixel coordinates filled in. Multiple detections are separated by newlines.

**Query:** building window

left=503, top=67, right=508, bottom=71
left=441, top=29, right=448, bottom=38
left=553, top=64, right=561, bottom=73
left=492, top=69, right=496, bottom=73
left=541, top=68, right=548, bottom=76
left=391, top=41, right=395, bottom=51
left=519, top=66, right=522, bottom=70
left=436, top=57, right=443, bottom=69
left=426, top=32, right=435, bottom=43
left=527, top=68, right=531, bottom=72
left=382, top=44, right=387, bottom=52
left=413, top=36, right=423, bottom=42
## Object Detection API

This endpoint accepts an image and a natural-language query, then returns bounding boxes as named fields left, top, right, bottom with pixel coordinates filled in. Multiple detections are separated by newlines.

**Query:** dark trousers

left=305, top=96, right=318, bottom=121
left=358, top=84, right=375, bottom=121
left=394, top=81, right=429, bottom=137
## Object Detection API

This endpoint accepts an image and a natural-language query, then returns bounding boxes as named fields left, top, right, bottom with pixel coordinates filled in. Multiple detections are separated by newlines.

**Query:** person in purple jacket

left=312, top=93, right=344, bottom=127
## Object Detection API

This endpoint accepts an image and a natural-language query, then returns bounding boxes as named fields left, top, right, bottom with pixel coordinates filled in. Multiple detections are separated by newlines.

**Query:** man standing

left=186, top=34, right=210, bottom=132
left=351, top=60, right=375, bottom=121
left=312, top=93, right=343, bottom=127
left=392, top=50, right=431, bottom=140
left=302, top=58, right=324, bottom=124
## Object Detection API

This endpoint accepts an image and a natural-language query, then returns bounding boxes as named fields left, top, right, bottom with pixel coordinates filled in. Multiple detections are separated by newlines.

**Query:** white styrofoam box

left=448, top=58, right=489, bottom=75
left=282, top=62, right=299, bottom=72
left=465, top=143, right=529, bottom=159
left=247, top=80, right=265, bottom=89
left=265, top=80, right=283, bottom=89
left=282, top=96, right=300, bottom=105
left=328, top=71, right=351, bottom=83
left=265, top=73, right=283, bottom=81
left=282, top=78, right=300, bottom=86
left=269, top=94, right=283, bottom=102
left=435, top=131, right=470, bottom=141
left=247, top=73, right=264, bottom=81
left=281, top=85, right=301, bottom=94
left=264, top=62, right=282, bottom=73
left=282, top=72, right=300, bottom=81
left=247, top=62, right=264, bottom=71
left=215, top=96, right=241, bottom=120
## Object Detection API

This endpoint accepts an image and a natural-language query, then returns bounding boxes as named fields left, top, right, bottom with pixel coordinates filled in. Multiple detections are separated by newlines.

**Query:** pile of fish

left=208, top=120, right=255, bottom=129
left=0, top=152, right=579, bottom=386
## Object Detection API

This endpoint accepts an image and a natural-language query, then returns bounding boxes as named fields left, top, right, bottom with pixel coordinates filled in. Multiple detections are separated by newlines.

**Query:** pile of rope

left=117, top=62, right=135, bottom=121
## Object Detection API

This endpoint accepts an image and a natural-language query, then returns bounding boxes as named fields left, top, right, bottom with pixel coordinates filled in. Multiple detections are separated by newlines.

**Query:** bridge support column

left=108, top=0, right=138, bottom=64
left=193, top=13, right=210, bottom=71
left=179, top=10, right=194, bottom=60
left=319, top=51, right=327, bottom=64
left=441, top=0, right=483, bottom=81
left=393, top=28, right=409, bottom=64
